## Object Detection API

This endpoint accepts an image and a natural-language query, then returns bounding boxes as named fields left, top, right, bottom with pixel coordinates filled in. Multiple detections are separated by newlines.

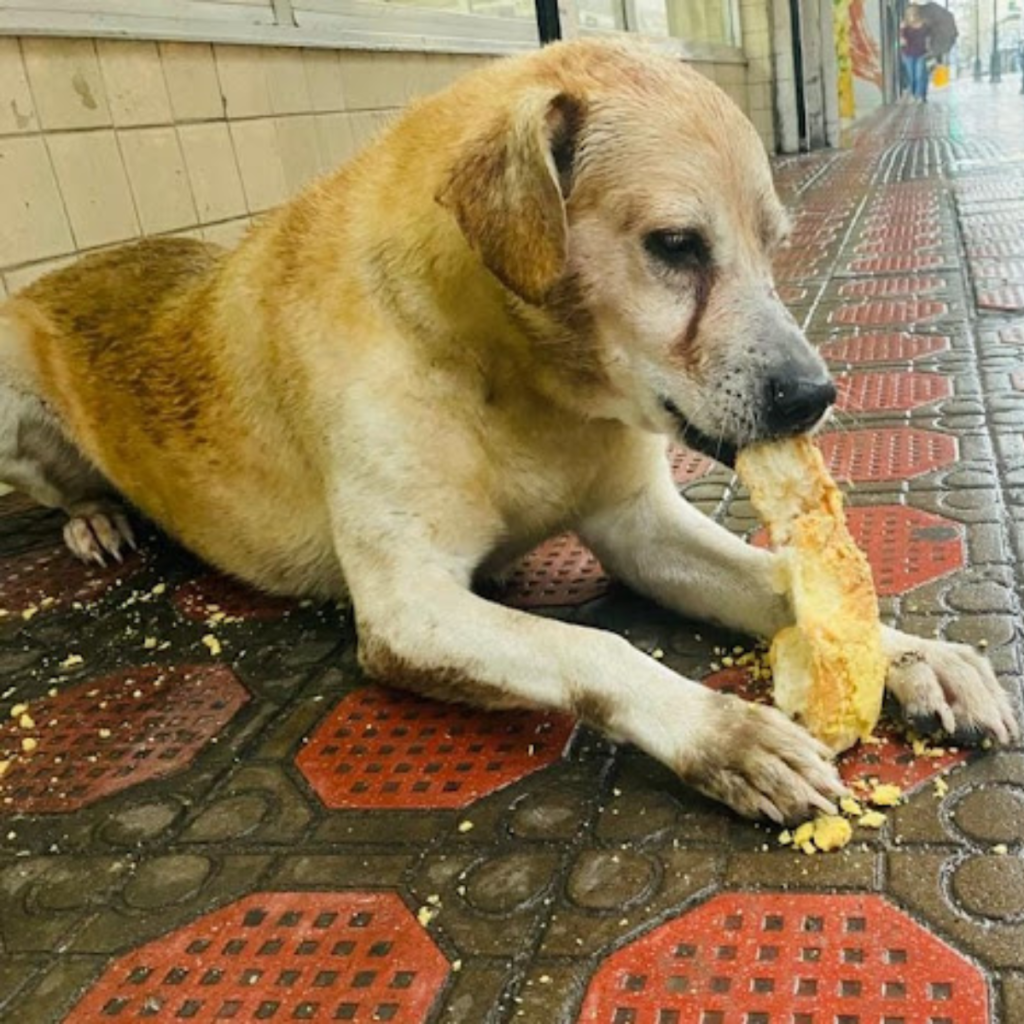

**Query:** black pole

left=991, top=0, right=1002, bottom=80
left=974, top=0, right=984, bottom=77
left=535, top=0, right=562, bottom=44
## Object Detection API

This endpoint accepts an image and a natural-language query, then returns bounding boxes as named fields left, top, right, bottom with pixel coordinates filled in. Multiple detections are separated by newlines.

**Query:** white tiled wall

left=0, top=38, right=493, bottom=292
left=0, top=37, right=758, bottom=293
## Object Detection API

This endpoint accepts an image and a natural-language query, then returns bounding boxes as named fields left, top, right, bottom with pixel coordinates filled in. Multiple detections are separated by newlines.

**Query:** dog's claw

left=63, top=510, right=135, bottom=567
left=884, top=628, right=1022, bottom=747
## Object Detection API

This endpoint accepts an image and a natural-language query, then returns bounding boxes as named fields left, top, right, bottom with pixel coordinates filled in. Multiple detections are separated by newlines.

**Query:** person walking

left=901, top=4, right=931, bottom=102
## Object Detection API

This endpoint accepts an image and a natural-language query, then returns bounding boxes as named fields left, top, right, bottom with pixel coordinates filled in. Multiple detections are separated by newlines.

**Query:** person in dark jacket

left=901, top=4, right=931, bottom=102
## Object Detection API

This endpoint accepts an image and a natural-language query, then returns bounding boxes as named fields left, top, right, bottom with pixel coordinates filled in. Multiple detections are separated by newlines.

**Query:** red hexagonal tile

left=296, top=686, right=575, bottom=810
left=174, top=573, right=299, bottom=623
left=497, top=533, right=609, bottom=609
left=0, top=665, right=249, bottom=813
left=838, top=276, right=945, bottom=298
left=835, top=371, right=951, bottom=414
left=669, top=446, right=715, bottom=485
left=830, top=300, right=949, bottom=325
left=818, top=332, right=949, bottom=364
left=751, top=505, right=963, bottom=597
left=0, top=543, right=143, bottom=618
left=817, top=428, right=957, bottom=483
left=65, top=891, right=448, bottom=1023
left=578, top=892, right=988, bottom=1022
left=705, top=667, right=971, bottom=791
left=846, top=254, right=947, bottom=274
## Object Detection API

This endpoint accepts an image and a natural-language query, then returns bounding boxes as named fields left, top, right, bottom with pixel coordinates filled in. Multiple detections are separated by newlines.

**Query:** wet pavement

left=2, top=79, right=1024, bottom=1023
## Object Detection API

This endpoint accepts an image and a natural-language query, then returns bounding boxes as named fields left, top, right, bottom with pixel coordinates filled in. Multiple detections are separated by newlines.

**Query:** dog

left=0, top=39, right=1017, bottom=823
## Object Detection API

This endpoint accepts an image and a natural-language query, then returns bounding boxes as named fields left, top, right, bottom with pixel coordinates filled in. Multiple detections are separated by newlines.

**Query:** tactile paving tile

left=817, top=428, right=957, bottom=483
left=64, top=891, right=448, bottom=1023
left=751, top=505, right=963, bottom=596
left=845, top=254, right=947, bottom=274
left=669, top=446, right=715, bottom=485
left=174, top=572, right=299, bottom=623
left=704, top=667, right=971, bottom=792
left=830, top=300, right=949, bottom=325
left=497, top=533, right=609, bottom=608
left=838, top=276, right=945, bottom=298
left=976, top=284, right=1024, bottom=312
left=0, top=665, right=248, bottom=813
left=0, top=543, right=142, bottom=617
left=835, top=371, right=951, bottom=414
left=296, top=686, right=575, bottom=810
left=819, top=332, right=949, bottom=365
left=578, top=892, right=988, bottom=1022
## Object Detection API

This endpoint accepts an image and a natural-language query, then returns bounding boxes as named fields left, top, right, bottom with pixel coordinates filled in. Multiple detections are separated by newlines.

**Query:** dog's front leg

left=581, top=470, right=1021, bottom=747
left=345, top=554, right=844, bottom=824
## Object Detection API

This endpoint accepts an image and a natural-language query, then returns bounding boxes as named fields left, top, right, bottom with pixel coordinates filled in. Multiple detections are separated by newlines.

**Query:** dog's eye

left=644, top=230, right=710, bottom=270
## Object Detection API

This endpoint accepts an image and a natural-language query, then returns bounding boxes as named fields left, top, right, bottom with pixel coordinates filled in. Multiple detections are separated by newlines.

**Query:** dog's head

left=436, top=40, right=834, bottom=465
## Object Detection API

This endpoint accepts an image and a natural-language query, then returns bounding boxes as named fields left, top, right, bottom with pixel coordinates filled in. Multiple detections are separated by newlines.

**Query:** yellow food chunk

left=792, top=821, right=815, bottom=847
left=812, top=814, right=853, bottom=852
left=869, top=783, right=902, bottom=807
left=736, top=437, right=888, bottom=752
left=858, top=810, right=887, bottom=829
left=839, top=796, right=864, bottom=817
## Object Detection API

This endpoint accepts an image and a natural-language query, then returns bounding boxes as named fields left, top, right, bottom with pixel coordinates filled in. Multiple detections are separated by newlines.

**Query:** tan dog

left=0, top=40, right=1017, bottom=822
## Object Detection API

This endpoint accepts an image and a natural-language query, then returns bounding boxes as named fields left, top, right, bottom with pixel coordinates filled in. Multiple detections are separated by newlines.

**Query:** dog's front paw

left=883, top=627, right=1021, bottom=746
left=677, top=693, right=847, bottom=825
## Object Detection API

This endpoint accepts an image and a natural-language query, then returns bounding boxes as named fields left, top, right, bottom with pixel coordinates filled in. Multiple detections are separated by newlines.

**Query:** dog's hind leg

left=0, top=384, right=135, bottom=565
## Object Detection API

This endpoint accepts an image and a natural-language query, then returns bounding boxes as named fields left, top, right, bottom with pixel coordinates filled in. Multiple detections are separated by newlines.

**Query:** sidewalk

left=1, top=78, right=1023, bottom=1023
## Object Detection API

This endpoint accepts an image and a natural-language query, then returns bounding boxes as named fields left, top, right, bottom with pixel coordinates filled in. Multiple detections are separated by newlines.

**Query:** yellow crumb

left=60, top=654, right=83, bottom=669
left=21, top=737, right=37, bottom=753
left=0, top=760, right=9, bottom=778
left=858, top=810, right=887, bottom=829
left=10, top=704, right=28, bottom=719
left=993, top=844, right=1008, bottom=855
left=21, top=606, right=38, bottom=621
left=792, top=822, right=815, bottom=847
left=812, top=815, right=853, bottom=852
left=17, top=714, right=34, bottom=730
left=98, top=728, right=112, bottom=739
left=869, top=783, right=902, bottom=807
left=457, top=820, right=474, bottom=833
left=933, top=777, right=949, bottom=798
left=143, top=637, right=157, bottom=650
left=417, top=905, right=439, bottom=927
left=839, top=797, right=864, bottom=817
left=778, top=830, right=793, bottom=845
left=202, top=635, right=222, bottom=656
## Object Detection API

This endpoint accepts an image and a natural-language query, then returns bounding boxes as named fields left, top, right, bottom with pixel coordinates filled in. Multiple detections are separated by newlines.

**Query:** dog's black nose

left=764, top=373, right=837, bottom=435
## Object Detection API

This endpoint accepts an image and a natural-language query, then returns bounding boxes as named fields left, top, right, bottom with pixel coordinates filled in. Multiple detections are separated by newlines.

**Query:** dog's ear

left=437, top=90, right=584, bottom=305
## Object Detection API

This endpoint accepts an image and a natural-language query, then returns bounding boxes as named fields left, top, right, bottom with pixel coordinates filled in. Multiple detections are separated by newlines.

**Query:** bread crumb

left=457, top=820, right=474, bottom=833
left=17, top=713, right=34, bottom=730
left=993, top=843, right=1008, bottom=855
left=839, top=796, right=864, bottom=817
left=21, top=737, right=37, bottom=753
left=0, top=761, right=9, bottom=778
left=416, top=905, right=438, bottom=927
left=858, top=810, right=887, bottom=829
left=933, top=777, right=949, bottom=798
left=202, top=635, right=222, bottom=656
left=792, top=822, right=815, bottom=847
left=869, top=783, right=902, bottom=807
left=812, top=815, right=853, bottom=852
left=60, top=654, right=83, bottom=669
left=9, top=704, right=28, bottom=719
left=98, top=728, right=112, bottom=739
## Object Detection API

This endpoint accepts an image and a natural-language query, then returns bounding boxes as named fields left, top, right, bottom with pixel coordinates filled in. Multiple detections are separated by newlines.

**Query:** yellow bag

left=932, top=64, right=950, bottom=88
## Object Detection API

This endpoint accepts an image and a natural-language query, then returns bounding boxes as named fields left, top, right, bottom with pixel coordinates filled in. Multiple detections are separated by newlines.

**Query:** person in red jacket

left=901, top=4, right=931, bottom=102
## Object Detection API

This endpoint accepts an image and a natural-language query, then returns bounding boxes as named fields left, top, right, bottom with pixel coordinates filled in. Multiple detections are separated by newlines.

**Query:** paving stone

left=950, top=785, right=1024, bottom=844
left=121, top=853, right=213, bottom=909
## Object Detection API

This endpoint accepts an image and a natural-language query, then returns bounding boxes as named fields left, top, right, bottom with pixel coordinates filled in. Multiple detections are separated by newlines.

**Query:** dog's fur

left=0, top=40, right=1017, bottom=822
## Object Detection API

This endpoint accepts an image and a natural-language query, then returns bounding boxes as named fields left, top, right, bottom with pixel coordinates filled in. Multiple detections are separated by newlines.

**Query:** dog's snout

left=764, top=373, right=837, bottom=435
